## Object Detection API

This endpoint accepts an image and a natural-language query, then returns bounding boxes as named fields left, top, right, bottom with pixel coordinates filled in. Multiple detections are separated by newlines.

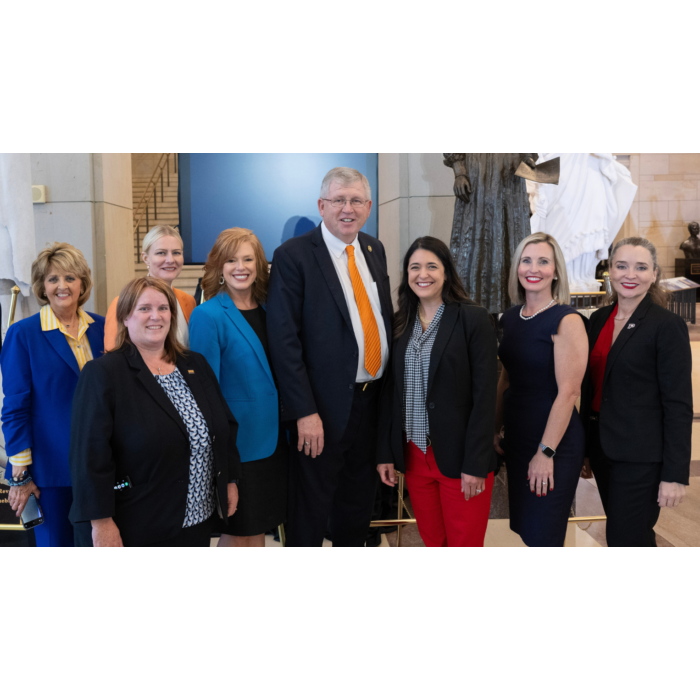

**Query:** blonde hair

left=141, top=225, right=184, bottom=256
left=111, top=277, right=185, bottom=364
left=31, top=242, right=92, bottom=307
left=608, top=237, right=668, bottom=307
left=508, top=232, right=570, bottom=306
left=201, top=228, right=269, bottom=303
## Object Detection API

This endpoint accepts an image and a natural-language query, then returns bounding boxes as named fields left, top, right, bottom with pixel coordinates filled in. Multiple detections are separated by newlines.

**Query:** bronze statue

left=680, top=222, right=700, bottom=259
left=444, top=153, right=537, bottom=314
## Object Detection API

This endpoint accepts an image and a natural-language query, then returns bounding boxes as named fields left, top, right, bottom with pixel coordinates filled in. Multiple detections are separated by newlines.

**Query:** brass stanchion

left=7, top=285, right=20, bottom=329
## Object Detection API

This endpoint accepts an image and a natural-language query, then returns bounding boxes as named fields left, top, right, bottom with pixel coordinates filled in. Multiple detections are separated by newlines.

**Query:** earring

left=146, top=264, right=151, bottom=277
left=554, top=277, right=558, bottom=281
left=219, top=275, right=224, bottom=286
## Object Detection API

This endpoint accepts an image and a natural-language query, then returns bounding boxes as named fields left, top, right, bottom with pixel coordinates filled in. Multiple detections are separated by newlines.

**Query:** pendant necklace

left=520, top=299, right=555, bottom=321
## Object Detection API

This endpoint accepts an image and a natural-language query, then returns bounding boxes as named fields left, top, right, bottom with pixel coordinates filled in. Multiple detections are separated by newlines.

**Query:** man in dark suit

left=267, top=167, right=393, bottom=546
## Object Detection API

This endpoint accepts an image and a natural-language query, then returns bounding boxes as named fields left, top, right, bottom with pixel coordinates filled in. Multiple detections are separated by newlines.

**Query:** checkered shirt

left=403, top=303, right=445, bottom=454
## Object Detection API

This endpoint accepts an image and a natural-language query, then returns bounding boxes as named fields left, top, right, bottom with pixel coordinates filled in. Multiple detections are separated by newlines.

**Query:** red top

left=589, top=305, right=618, bottom=412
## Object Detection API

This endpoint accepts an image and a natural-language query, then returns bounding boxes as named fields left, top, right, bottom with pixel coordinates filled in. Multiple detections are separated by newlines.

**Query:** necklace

left=520, top=299, right=555, bottom=320
left=418, top=304, right=429, bottom=324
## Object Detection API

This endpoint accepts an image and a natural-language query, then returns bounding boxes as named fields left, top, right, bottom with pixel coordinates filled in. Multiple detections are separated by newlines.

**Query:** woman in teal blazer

left=189, top=228, right=287, bottom=547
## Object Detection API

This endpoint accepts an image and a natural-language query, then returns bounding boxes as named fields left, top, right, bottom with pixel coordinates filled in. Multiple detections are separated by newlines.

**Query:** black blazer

left=581, top=295, right=692, bottom=484
left=377, top=301, right=498, bottom=479
left=266, top=225, right=393, bottom=442
left=68, top=346, right=241, bottom=545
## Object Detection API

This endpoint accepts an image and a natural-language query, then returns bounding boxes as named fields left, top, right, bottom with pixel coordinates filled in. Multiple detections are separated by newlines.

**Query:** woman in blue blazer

left=1, top=243, right=105, bottom=546
left=189, top=228, right=287, bottom=547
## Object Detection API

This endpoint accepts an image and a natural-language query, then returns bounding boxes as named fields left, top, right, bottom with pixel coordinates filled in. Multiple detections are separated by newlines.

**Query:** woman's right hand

left=91, top=517, right=123, bottom=547
left=494, top=432, right=505, bottom=456
left=377, top=463, right=398, bottom=487
left=8, top=481, right=41, bottom=519
left=453, top=175, right=472, bottom=203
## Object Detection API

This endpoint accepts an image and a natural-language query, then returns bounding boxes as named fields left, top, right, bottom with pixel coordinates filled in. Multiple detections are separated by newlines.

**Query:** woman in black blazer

left=69, top=277, right=241, bottom=547
left=377, top=237, right=497, bottom=547
left=581, top=237, right=692, bottom=546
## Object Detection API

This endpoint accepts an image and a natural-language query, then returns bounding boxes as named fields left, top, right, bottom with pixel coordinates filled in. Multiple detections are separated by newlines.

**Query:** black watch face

left=543, top=446, right=556, bottom=458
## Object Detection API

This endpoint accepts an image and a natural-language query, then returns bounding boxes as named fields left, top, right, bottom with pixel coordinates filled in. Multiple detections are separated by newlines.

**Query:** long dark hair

left=394, top=236, right=471, bottom=338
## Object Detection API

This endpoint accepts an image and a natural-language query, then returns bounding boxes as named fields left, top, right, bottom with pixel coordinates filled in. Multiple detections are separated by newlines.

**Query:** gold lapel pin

left=188, top=370, right=195, bottom=374
left=368, top=245, right=372, bottom=252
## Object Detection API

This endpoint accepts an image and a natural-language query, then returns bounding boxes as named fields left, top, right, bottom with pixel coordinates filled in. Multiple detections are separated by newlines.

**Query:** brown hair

left=607, top=237, right=668, bottom=307
left=201, top=228, right=269, bottom=303
left=31, top=242, right=92, bottom=307
left=394, top=236, right=472, bottom=339
left=111, top=277, right=185, bottom=363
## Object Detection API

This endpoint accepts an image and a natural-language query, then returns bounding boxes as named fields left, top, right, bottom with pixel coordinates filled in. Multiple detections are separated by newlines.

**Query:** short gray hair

left=320, top=167, right=371, bottom=201
left=508, top=232, right=570, bottom=306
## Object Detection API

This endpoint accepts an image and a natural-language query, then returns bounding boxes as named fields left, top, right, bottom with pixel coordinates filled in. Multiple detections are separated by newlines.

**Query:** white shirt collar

left=321, top=221, right=358, bottom=259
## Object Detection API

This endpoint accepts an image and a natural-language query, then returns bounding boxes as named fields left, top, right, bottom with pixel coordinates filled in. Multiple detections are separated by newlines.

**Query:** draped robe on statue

left=527, top=153, right=637, bottom=293
left=0, top=153, right=37, bottom=478
left=444, top=154, right=536, bottom=314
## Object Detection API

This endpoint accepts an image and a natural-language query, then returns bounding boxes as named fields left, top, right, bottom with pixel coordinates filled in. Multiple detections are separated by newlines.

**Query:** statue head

left=689, top=221, right=700, bottom=238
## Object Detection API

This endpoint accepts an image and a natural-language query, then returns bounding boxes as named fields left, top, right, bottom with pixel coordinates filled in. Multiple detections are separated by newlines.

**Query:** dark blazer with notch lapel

left=68, top=345, right=241, bottom=546
left=580, top=294, right=692, bottom=485
left=266, top=225, right=393, bottom=442
left=377, top=301, right=498, bottom=479
left=0, top=311, right=105, bottom=488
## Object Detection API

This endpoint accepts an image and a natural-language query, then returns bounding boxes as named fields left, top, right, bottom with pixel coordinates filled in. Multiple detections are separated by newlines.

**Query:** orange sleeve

left=174, top=288, right=197, bottom=322
left=104, top=296, right=119, bottom=351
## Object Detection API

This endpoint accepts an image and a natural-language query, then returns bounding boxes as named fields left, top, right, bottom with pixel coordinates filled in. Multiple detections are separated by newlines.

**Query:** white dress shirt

left=176, top=298, right=190, bottom=348
left=321, top=222, right=389, bottom=382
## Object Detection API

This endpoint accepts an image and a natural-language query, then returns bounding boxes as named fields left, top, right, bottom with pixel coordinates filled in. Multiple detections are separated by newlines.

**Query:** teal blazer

left=189, top=292, right=278, bottom=462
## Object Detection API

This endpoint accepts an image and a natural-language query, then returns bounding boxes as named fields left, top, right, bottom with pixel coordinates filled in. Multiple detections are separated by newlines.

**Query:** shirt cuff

left=9, top=448, right=33, bottom=468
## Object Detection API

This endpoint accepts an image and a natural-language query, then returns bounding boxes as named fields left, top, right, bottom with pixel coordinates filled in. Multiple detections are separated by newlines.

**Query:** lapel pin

left=627, top=323, right=635, bottom=330
left=368, top=245, right=372, bottom=252
left=188, top=370, right=195, bottom=374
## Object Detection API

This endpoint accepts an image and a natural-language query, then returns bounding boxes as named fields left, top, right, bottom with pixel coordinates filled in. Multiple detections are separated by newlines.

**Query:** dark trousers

left=286, top=382, right=380, bottom=547
left=73, top=517, right=213, bottom=547
left=589, top=420, right=662, bottom=547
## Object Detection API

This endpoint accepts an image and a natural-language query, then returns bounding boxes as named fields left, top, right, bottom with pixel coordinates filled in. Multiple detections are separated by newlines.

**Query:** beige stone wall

left=379, top=154, right=700, bottom=294
left=619, top=154, right=700, bottom=279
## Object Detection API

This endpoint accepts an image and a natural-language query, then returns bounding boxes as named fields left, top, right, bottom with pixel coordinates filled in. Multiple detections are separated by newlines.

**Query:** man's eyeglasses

left=321, top=198, right=369, bottom=210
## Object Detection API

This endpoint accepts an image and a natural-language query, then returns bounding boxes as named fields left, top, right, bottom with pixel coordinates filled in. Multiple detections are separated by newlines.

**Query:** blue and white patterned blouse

left=154, top=367, right=216, bottom=527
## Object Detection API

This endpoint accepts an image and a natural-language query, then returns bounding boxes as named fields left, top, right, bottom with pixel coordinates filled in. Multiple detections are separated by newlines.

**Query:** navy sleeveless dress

left=498, top=303, right=584, bottom=546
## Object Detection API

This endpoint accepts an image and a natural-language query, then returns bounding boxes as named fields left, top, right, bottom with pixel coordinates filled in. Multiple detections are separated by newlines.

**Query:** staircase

left=132, top=159, right=180, bottom=260
left=132, top=154, right=202, bottom=300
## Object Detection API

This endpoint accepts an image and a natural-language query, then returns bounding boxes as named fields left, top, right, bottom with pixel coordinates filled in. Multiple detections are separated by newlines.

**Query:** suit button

left=349, top=384, right=354, bottom=390
left=217, top=471, right=221, bottom=476
left=212, top=435, right=216, bottom=442
left=429, top=403, right=435, bottom=409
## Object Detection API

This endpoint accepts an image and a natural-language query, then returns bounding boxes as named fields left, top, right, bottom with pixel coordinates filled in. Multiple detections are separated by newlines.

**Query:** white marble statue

left=0, top=153, right=37, bottom=466
left=527, top=153, right=638, bottom=293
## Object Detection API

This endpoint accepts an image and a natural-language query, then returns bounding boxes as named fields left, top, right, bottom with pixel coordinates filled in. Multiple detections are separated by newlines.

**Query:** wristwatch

left=539, top=443, right=556, bottom=458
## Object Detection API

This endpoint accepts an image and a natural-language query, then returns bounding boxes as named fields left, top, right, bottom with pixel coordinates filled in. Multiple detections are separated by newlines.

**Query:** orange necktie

left=346, top=245, right=381, bottom=377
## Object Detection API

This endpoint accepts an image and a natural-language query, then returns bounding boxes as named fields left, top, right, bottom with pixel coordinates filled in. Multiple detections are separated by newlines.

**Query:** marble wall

left=30, top=153, right=134, bottom=314
left=378, top=153, right=700, bottom=294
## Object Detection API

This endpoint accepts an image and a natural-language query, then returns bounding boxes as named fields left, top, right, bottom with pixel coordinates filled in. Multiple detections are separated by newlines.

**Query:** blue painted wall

left=178, top=153, right=378, bottom=263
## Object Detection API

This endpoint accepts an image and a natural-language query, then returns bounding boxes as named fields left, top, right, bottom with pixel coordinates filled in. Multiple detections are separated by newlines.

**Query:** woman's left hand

left=227, top=483, right=239, bottom=517
left=528, top=451, right=554, bottom=497
left=461, top=474, right=486, bottom=501
left=658, top=481, right=685, bottom=508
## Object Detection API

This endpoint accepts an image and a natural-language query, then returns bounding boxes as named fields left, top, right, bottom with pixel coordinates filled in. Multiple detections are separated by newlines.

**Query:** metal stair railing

left=132, top=153, right=178, bottom=261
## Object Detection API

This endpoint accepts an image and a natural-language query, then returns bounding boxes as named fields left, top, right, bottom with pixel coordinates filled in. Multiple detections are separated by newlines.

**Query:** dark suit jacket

left=0, top=310, right=105, bottom=488
left=580, top=295, right=692, bottom=484
left=68, top=346, right=241, bottom=546
left=377, top=301, right=498, bottom=479
left=266, top=225, right=393, bottom=442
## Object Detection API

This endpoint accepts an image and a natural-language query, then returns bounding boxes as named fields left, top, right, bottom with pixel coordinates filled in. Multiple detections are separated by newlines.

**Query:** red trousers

left=404, top=440, right=493, bottom=547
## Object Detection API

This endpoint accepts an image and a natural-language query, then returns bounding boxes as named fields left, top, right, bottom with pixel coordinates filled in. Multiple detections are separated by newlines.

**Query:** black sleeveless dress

left=499, top=304, right=584, bottom=546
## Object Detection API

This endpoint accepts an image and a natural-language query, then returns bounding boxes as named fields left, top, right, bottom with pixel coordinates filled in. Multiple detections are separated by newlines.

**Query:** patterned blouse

left=403, top=303, right=445, bottom=454
left=154, top=367, right=216, bottom=527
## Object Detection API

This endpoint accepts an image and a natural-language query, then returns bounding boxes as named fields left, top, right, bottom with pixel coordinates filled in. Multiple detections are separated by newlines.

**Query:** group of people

left=1, top=167, right=692, bottom=547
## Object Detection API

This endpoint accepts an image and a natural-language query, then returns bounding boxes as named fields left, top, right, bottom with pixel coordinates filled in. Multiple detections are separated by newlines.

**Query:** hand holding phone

left=20, top=493, right=44, bottom=530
